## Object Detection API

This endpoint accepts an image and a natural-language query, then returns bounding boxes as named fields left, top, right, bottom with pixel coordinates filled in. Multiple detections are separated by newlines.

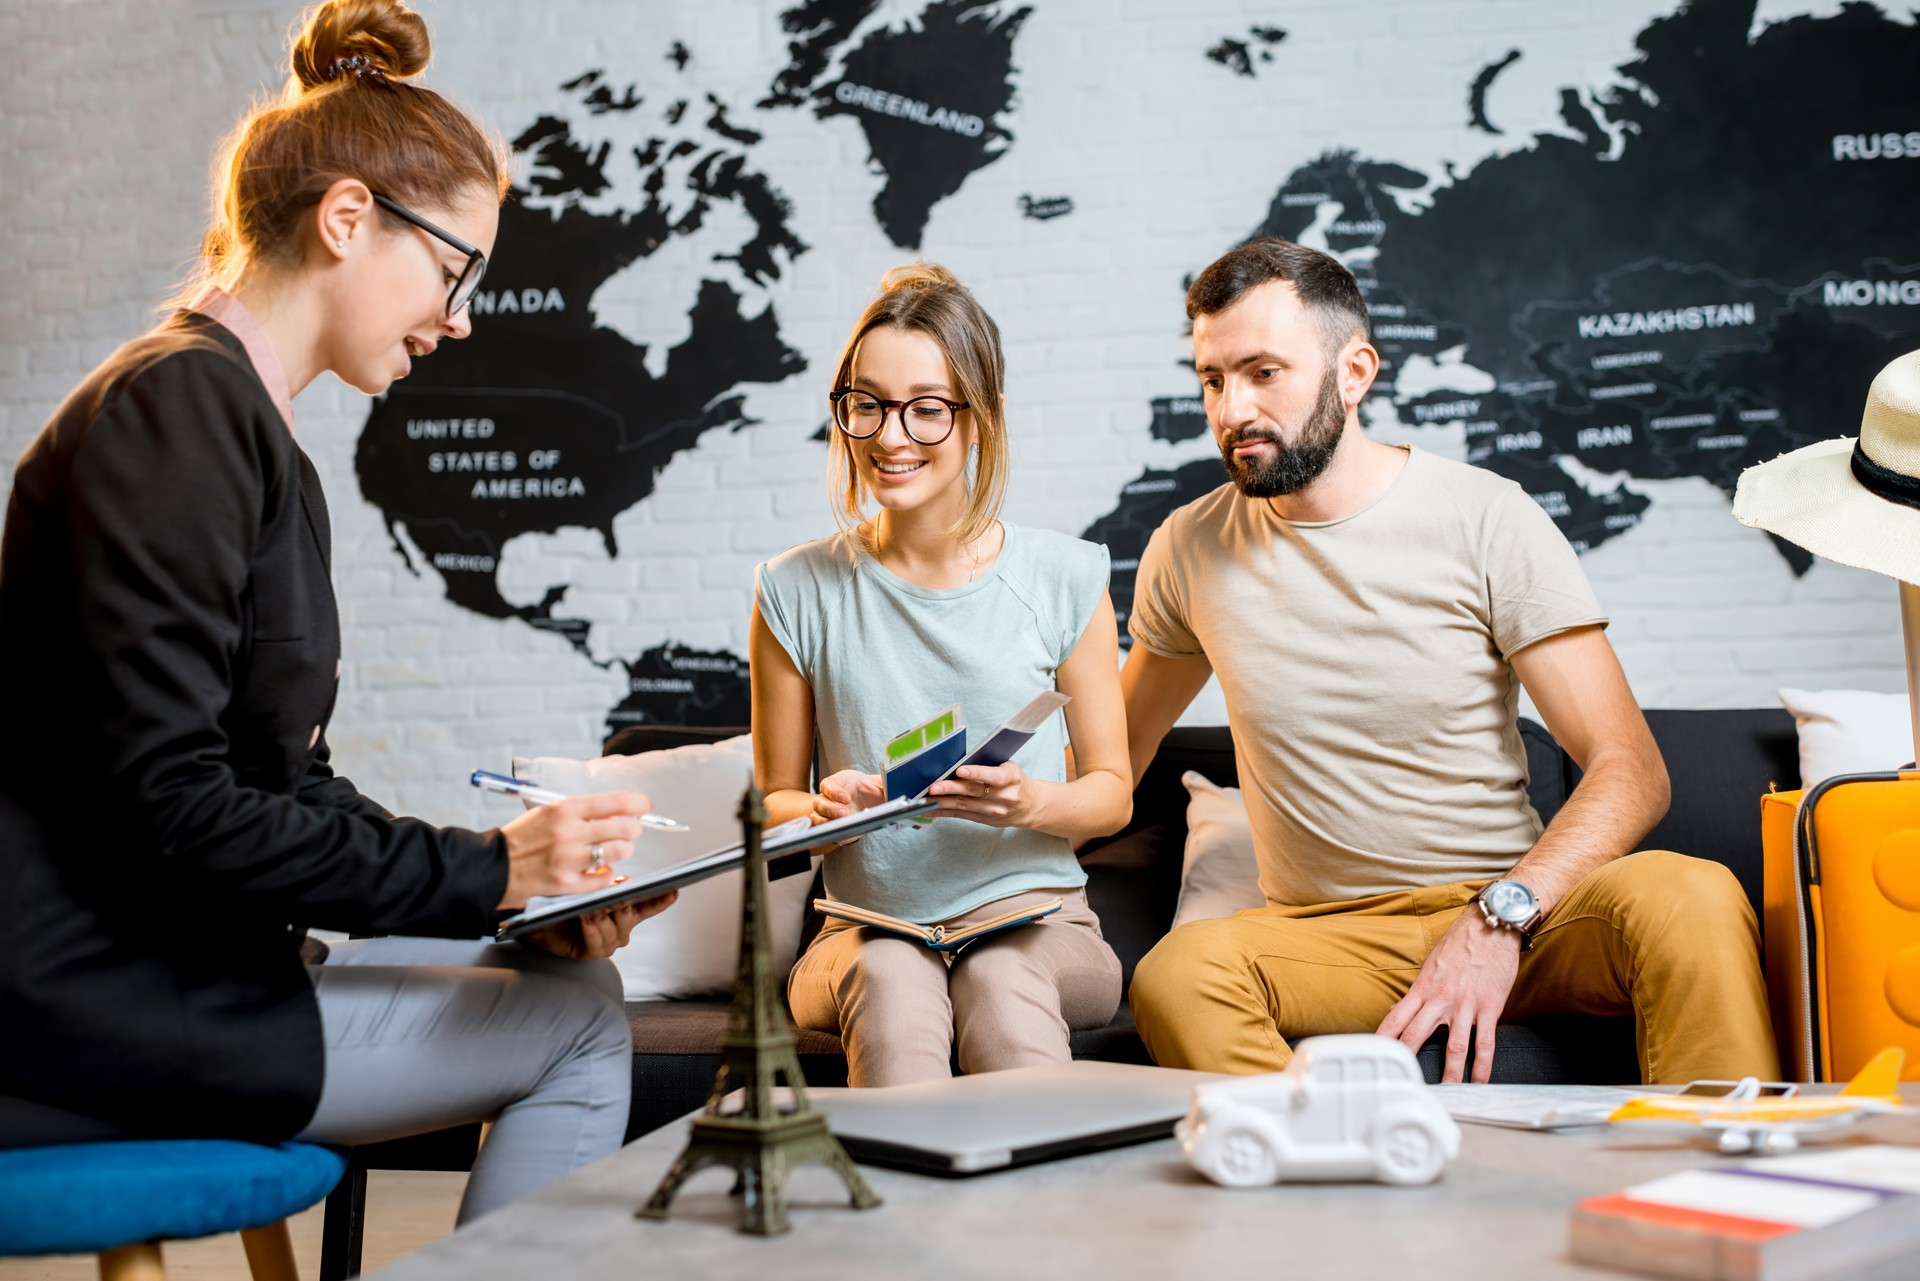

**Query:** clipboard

left=496, top=797, right=938, bottom=941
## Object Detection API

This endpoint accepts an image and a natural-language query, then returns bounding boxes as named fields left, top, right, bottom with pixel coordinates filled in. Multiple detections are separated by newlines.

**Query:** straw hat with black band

left=1733, top=349, right=1920, bottom=585
left=1736, top=346, right=1920, bottom=764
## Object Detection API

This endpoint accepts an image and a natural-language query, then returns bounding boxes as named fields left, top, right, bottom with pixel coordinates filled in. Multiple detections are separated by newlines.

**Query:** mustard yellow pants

left=1129, top=850, right=1780, bottom=1084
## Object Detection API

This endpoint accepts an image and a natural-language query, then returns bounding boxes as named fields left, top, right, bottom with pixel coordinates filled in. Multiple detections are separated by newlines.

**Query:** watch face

left=1484, top=880, right=1535, bottom=925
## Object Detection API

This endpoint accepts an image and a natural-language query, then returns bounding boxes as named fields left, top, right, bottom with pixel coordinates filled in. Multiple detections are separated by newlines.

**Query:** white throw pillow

left=1777, top=688, right=1916, bottom=790
left=511, top=735, right=814, bottom=1000
left=1172, top=770, right=1265, bottom=930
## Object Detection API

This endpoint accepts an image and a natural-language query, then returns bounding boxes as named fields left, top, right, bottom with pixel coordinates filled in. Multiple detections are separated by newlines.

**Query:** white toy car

left=1176, top=1034, right=1461, bottom=1187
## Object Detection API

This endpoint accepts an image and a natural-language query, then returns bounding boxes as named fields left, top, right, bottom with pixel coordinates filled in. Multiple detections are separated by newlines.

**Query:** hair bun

left=877, top=261, right=962, bottom=295
left=290, top=0, right=430, bottom=92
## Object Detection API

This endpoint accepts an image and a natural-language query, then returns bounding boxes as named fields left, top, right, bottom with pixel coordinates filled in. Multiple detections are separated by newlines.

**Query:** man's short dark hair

left=1186, top=237, right=1371, bottom=356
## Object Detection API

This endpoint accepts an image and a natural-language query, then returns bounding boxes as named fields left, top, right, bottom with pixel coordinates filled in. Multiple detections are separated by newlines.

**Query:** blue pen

left=469, top=770, right=691, bottom=831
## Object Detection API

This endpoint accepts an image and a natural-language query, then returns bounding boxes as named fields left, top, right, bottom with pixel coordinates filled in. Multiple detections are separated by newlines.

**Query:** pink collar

left=191, top=288, right=296, bottom=434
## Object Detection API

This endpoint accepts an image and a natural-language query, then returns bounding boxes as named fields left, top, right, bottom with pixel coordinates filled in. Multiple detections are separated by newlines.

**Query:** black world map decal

left=355, top=0, right=1920, bottom=736
left=1086, top=0, right=1920, bottom=640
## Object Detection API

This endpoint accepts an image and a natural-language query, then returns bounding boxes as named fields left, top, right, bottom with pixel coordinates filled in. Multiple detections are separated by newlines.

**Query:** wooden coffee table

left=370, top=1091, right=1920, bottom=1280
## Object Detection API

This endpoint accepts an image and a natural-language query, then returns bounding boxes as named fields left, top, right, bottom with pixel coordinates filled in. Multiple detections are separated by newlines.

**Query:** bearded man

left=1121, top=238, right=1777, bottom=1084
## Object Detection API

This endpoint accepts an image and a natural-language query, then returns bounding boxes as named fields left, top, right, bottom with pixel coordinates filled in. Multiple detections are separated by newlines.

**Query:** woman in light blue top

left=752, top=264, right=1132, bottom=1087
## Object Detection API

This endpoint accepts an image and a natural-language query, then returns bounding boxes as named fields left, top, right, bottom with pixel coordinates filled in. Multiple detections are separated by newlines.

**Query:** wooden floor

left=0, top=1172, right=467, bottom=1281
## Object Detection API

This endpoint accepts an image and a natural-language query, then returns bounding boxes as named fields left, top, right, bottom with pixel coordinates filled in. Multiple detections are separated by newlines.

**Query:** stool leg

left=319, top=1159, right=367, bottom=1281
left=98, top=1243, right=165, bottom=1281
left=240, top=1220, right=300, bottom=1281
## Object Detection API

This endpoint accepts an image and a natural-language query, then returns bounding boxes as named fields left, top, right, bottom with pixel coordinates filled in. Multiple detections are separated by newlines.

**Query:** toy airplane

left=1607, top=1048, right=1912, bottom=1155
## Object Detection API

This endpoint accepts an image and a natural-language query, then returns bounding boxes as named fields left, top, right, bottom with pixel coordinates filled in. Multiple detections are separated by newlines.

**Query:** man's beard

left=1218, top=368, right=1347, bottom=498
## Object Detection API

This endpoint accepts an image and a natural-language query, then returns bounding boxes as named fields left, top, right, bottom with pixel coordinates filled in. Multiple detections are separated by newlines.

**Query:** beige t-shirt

left=1129, top=447, right=1607, bottom=906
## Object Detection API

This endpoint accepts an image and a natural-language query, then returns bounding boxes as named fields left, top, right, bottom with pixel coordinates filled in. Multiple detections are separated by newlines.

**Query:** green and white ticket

left=884, top=704, right=962, bottom=764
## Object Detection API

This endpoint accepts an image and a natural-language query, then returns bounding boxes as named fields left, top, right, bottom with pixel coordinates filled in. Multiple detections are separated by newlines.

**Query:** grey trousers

left=298, top=938, right=631, bottom=1223
left=788, top=887, right=1122, bottom=1087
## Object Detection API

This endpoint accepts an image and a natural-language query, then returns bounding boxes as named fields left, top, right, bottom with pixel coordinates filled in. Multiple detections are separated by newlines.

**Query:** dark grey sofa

left=613, top=708, right=1799, bottom=1136
left=321, top=708, right=1798, bottom=1279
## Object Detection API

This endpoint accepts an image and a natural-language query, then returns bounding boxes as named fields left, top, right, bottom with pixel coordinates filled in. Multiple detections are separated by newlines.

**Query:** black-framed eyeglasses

left=829, top=388, right=970, bottom=446
left=371, top=192, right=487, bottom=318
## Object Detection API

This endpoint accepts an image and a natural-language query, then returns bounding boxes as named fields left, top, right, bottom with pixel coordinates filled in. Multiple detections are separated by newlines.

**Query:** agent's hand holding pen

left=497, top=789, right=679, bottom=959
left=497, top=790, right=653, bottom=907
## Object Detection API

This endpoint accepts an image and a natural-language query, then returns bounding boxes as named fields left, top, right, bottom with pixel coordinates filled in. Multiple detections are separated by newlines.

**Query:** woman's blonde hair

left=827, top=264, right=1010, bottom=547
left=172, top=0, right=508, bottom=308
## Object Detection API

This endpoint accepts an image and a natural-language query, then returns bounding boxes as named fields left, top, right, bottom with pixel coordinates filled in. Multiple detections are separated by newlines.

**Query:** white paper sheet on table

left=1428, top=1084, right=1641, bottom=1129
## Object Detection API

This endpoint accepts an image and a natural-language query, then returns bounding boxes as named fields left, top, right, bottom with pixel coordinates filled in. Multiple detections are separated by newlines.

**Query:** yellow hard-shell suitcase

left=1760, top=772, right=1920, bottom=1082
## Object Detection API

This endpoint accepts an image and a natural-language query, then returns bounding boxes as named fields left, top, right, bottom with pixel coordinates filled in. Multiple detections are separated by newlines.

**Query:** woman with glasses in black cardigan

left=0, top=0, right=672, bottom=1222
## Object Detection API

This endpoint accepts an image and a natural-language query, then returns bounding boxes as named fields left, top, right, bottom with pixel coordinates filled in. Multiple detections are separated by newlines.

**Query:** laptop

left=802, top=1060, right=1225, bottom=1176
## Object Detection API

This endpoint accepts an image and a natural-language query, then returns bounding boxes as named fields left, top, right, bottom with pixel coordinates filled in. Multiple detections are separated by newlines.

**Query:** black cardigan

left=0, top=316, right=508, bottom=1141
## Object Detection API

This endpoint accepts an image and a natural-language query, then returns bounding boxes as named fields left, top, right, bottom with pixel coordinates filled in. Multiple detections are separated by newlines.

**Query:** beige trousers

left=788, top=887, right=1123, bottom=1087
left=1130, top=850, right=1780, bottom=1085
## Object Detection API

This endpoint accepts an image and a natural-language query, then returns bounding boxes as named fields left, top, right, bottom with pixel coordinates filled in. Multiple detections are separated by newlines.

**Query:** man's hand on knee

left=1375, top=913, right=1522, bottom=1083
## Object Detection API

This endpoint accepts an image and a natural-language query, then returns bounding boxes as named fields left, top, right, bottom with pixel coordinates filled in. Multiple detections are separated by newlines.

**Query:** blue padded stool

left=0, top=1140, right=346, bottom=1281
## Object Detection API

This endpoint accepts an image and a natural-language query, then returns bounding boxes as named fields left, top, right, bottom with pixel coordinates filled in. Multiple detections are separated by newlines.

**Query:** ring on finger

left=587, top=842, right=607, bottom=874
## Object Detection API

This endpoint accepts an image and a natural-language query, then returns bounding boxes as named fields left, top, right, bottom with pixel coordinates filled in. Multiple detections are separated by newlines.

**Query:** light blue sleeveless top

left=755, top=523, right=1108, bottom=922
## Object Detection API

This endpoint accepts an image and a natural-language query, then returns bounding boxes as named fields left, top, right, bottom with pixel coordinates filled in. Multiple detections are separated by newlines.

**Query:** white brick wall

left=1, top=0, right=1905, bottom=831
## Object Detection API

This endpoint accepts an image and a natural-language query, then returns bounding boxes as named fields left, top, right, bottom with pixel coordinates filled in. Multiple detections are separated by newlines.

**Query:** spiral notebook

left=813, top=896, right=1062, bottom=952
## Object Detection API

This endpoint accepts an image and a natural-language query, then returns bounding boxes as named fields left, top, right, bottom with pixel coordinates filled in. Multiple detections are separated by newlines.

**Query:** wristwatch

left=1474, top=879, right=1543, bottom=948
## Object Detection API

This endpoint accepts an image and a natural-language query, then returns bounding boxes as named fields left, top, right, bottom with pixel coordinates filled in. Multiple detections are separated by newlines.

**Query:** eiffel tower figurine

left=638, top=781, right=881, bottom=1235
